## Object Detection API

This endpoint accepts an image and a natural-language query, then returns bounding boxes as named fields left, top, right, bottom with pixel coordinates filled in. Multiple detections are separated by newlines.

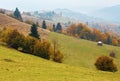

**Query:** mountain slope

left=0, top=13, right=50, bottom=39
left=0, top=13, right=30, bottom=35
left=54, top=8, right=106, bottom=22
left=92, top=5, right=120, bottom=23
left=0, top=45, right=120, bottom=81
left=0, top=10, right=120, bottom=80
left=49, top=32, right=120, bottom=70
left=31, top=9, right=120, bottom=34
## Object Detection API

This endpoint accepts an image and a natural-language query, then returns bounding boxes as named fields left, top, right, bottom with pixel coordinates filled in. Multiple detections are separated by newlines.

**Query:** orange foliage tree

left=67, top=23, right=119, bottom=46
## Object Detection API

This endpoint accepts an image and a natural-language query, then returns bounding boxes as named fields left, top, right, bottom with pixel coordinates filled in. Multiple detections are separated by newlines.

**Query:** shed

left=97, top=41, right=103, bottom=46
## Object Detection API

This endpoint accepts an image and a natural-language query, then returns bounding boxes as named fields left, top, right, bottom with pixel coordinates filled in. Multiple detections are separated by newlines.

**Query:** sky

left=0, top=0, right=120, bottom=13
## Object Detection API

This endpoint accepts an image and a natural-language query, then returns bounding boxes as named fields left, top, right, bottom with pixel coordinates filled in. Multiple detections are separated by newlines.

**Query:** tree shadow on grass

left=2, top=59, right=16, bottom=62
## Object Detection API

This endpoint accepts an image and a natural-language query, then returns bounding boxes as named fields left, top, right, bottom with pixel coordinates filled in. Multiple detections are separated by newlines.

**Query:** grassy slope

left=49, top=32, right=120, bottom=70
left=0, top=13, right=49, bottom=39
left=0, top=13, right=30, bottom=35
left=0, top=45, right=120, bottom=81
left=0, top=13, right=120, bottom=81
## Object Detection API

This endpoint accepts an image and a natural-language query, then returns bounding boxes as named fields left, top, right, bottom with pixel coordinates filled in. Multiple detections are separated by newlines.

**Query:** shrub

left=109, top=51, right=116, bottom=58
left=2, top=29, right=24, bottom=49
left=112, top=38, right=118, bottom=46
left=53, top=50, right=64, bottom=63
left=0, top=28, right=64, bottom=63
left=95, top=55, right=117, bottom=72
left=22, top=36, right=37, bottom=53
left=33, top=40, right=53, bottom=60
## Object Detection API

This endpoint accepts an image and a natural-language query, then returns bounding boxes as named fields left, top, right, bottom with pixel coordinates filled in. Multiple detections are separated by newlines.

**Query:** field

left=0, top=32, right=120, bottom=81
left=49, top=32, right=120, bottom=70
left=0, top=45, right=120, bottom=81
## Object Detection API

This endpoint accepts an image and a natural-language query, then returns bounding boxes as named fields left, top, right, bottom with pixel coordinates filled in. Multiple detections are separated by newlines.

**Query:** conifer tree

left=42, top=20, right=47, bottom=29
left=14, top=8, right=23, bottom=22
left=53, top=24, right=56, bottom=32
left=56, top=23, right=62, bottom=33
left=106, top=35, right=112, bottom=44
left=29, top=23, right=40, bottom=39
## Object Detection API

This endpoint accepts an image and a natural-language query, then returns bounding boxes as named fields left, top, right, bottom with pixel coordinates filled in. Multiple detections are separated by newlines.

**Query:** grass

left=0, top=12, right=120, bottom=80
left=0, top=45, right=120, bottom=81
left=0, top=32, right=120, bottom=81
left=0, top=13, right=49, bottom=38
left=48, top=32, right=120, bottom=70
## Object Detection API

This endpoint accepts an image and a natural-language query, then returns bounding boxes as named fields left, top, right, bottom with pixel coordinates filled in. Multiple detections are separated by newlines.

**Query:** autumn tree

left=52, top=39, right=64, bottom=63
left=33, top=40, right=53, bottom=59
left=2, top=29, right=24, bottom=49
left=29, top=23, right=40, bottom=39
left=76, top=23, right=83, bottom=35
left=66, top=23, right=120, bottom=46
left=78, top=24, right=92, bottom=40
left=22, top=36, right=37, bottom=53
left=112, top=38, right=118, bottom=46
left=95, top=55, right=117, bottom=72
left=91, top=28, right=104, bottom=41
left=67, top=24, right=76, bottom=36
left=14, top=8, right=23, bottom=22
left=53, top=50, right=64, bottom=63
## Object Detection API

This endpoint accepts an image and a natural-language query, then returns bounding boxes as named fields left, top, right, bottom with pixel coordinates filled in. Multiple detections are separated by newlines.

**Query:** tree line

left=1, top=7, right=120, bottom=46
left=0, top=27, right=63, bottom=63
left=67, top=23, right=120, bottom=46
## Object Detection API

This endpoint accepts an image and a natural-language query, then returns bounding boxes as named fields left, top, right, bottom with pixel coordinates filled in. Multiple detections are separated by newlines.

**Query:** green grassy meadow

left=49, top=32, right=120, bottom=70
left=0, top=32, right=120, bottom=81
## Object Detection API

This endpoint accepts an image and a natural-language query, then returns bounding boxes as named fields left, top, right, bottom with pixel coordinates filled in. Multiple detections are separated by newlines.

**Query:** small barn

left=97, top=41, right=103, bottom=46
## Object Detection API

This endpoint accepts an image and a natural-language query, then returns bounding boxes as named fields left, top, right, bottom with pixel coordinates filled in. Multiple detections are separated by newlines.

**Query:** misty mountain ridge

left=54, top=8, right=107, bottom=23
left=91, top=5, right=120, bottom=23
left=1, top=7, right=120, bottom=34
left=31, top=8, right=112, bottom=24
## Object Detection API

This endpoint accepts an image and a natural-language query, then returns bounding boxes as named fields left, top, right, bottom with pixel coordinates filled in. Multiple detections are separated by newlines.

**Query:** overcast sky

left=0, top=0, right=120, bottom=13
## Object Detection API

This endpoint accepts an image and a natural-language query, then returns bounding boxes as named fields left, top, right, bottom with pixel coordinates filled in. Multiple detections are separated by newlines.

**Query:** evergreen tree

left=14, top=8, right=23, bottom=22
left=42, top=20, right=47, bottom=29
left=56, top=23, right=62, bottom=33
left=53, top=24, right=56, bottom=32
left=106, top=35, right=112, bottom=44
left=29, top=23, right=40, bottom=39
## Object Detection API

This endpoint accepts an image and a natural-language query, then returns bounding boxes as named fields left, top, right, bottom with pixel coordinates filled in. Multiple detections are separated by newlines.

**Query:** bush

left=109, top=51, right=116, bottom=58
left=22, top=36, right=37, bottom=53
left=2, top=29, right=24, bottom=49
left=95, top=55, right=117, bottom=72
left=33, top=40, right=53, bottom=60
left=0, top=28, right=64, bottom=63
left=53, top=50, right=64, bottom=63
